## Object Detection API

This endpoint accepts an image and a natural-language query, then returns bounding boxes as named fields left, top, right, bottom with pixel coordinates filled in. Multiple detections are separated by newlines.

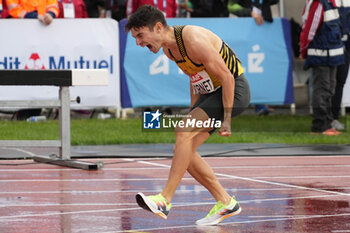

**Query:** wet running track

left=1, top=155, right=350, bottom=233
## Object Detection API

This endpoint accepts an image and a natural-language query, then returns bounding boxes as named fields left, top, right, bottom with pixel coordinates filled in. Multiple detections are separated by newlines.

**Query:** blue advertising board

left=120, top=17, right=293, bottom=108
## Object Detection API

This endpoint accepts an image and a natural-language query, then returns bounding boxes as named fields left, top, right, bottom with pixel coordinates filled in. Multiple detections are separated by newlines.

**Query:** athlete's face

left=131, top=24, right=162, bottom=54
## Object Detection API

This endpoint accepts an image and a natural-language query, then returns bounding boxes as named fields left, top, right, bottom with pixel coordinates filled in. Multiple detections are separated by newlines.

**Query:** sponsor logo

left=0, top=53, right=114, bottom=74
left=24, top=53, right=46, bottom=70
left=190, top=73, right=203, bottom=83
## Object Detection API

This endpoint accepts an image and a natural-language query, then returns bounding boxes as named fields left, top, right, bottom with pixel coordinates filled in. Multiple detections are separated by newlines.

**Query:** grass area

left=0, top=114, right=349, bottom=145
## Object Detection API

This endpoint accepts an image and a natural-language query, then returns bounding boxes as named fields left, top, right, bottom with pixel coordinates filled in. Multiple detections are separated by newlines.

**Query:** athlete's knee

left=175, top=129, right=196, bottom=143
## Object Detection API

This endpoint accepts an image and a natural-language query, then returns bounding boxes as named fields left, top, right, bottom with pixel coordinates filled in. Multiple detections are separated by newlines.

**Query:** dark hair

left=125, top=5, right=168, bottom=32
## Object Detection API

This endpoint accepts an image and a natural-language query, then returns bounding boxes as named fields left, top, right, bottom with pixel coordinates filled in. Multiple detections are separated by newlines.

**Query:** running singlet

left=169, top=25, right=244, bottom=95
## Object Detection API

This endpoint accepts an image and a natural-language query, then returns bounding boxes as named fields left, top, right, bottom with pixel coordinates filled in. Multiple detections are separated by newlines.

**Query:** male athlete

left=125, top=5, right=250, bottom=225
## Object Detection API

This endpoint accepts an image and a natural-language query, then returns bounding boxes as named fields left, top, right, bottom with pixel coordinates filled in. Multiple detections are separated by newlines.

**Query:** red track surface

left=1, top=155, right=350, bottom=233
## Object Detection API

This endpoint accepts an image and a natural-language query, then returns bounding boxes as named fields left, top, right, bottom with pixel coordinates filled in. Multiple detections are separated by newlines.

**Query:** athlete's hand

left=218, top=120, right=231, bottom=137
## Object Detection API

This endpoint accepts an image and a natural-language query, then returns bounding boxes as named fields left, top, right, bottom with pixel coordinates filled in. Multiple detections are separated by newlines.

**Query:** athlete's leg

left=188, top=153, right=232, bottom=205
left=187, top=131, right=240, bottom=226
left=135, top=109, right=210, bottom=220
left=185, top=132, right=231, bottom=205
left=161, top=107, right=210, bottom=203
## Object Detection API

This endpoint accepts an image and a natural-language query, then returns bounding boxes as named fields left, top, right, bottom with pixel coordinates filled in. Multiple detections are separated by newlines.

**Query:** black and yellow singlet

left=169, top=25, right=244, bottom=94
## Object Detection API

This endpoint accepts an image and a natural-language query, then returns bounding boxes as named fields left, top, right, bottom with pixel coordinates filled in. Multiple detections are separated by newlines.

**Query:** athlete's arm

left=183, top=26, right=235, bottom=136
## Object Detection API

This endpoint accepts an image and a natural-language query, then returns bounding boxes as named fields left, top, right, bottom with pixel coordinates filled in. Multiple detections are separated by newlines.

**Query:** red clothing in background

left=299, top=0, right=324, bottom=59
left=57, top=0, right=88, bottom=18
left=126, top=0, right=177, bottom=18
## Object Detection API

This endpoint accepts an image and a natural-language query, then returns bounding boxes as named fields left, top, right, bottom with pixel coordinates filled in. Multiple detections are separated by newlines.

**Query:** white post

left=59, top=86, right=71, bottom=160
left=290, top=103, right=296, bottom=115
left=341, top=103, right=346, bottom=117
left=279, top=0, right=285, bottom=17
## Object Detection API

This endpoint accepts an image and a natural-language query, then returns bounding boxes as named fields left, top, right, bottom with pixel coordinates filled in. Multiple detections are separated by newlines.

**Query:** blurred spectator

left=0, top=0, right=10, bottom=18
left=7, top=0, right=59, bottom=25
left=228, top=0, right=278, bottom=25
left=331, top=1, right=350, bottom=131
left=105, top=0, right=126, bottom=21
left=289, top=18, right=302, bottom=58
left=57, top=0, right=88, bottom=18
left=228, top=0, right=278, bottom=115
left=299, top=0, right=344, bottom=135
left=84, top=0, right=106, bottom=17
left=126, top=0, right=177, bottom=18
left=177, top=0, right=192, bottom=18
left=331, top=42, right=350, bottom=130
left=228, top=0, right=262, bottom=24
left=190, top=0, right=228, bottom=17
left=228, top=0, right=251, bottom=17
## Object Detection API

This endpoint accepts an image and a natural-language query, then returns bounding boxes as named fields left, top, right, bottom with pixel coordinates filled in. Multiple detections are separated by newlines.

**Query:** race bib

left=63, top=2, right=75, bottom=18
left=190, top=70, right=216, bottom=94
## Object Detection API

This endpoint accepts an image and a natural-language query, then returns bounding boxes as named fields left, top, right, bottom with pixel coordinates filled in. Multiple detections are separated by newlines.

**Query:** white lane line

left=1, top=187, right=349, bottom=195
left=246, top=175, right=350, bottom=180
left=0, top=207, right=140, bottom=220
left=123, top=158, right=171, bottom=168
left=0, top=203, right=137, bottom=207
left=0, top=193, right=347, bottom=208
left=251, top=175, right=350, bottom=179
left=132, top=159, right=350, bottom=196
left=1, top=193, right=349, bottom=221
left=216, top=172, right=350, bottom=196
left=219, top=213, right=350, bottom=226
left=1, top=164, right=350, bottom=172
left=206, top=155, right=350, bottom=159
left=106, top=164, right=350, bottom=170
left=0, top=177, right=197, bottom=182
left=0, top=148, right=37, bottom=157
left=102, top=212, right=350, bottom=233
left=1, top=157, right=350, bottom=172
left=2, top=175, right=350, bottom=183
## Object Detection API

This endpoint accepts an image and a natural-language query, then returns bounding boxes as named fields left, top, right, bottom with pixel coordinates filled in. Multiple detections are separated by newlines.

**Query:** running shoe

left=311, top=128, right=341, bottom=136
left=196, top=197, right=241, bottom=226
left=331, top=120, right=345, bottom=131
left=135, top=192, right=172, bottom=219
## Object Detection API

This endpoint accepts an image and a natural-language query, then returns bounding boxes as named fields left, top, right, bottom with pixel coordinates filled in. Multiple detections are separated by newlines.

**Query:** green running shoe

left=136, top=192, right=172, bottom=219
left=196, top=196, right=241, bottom=225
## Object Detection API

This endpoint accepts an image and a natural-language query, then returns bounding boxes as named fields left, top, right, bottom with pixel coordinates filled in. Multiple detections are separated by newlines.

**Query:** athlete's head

left=125, top=5, right=169, bottom=54
left=125, top=5, right=168, bottom=32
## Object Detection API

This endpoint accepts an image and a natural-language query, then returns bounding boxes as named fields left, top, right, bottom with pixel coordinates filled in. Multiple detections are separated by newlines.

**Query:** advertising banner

left=0, top=19, right=120, bottom=108
left=121, top=17, right=293, bottom=108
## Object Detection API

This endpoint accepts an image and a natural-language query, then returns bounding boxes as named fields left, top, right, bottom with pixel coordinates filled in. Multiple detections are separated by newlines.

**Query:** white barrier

left=0, top=19, right=120, bottom=109
left=0, top=69, right=108, bottom=170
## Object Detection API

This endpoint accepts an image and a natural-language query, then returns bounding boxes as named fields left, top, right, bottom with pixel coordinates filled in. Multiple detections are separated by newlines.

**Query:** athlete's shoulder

left=182, top=25, right=221, bottom=49
left=182, top=25, right=208, bottom=36
left=181, top=25, right=214, bottom=43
